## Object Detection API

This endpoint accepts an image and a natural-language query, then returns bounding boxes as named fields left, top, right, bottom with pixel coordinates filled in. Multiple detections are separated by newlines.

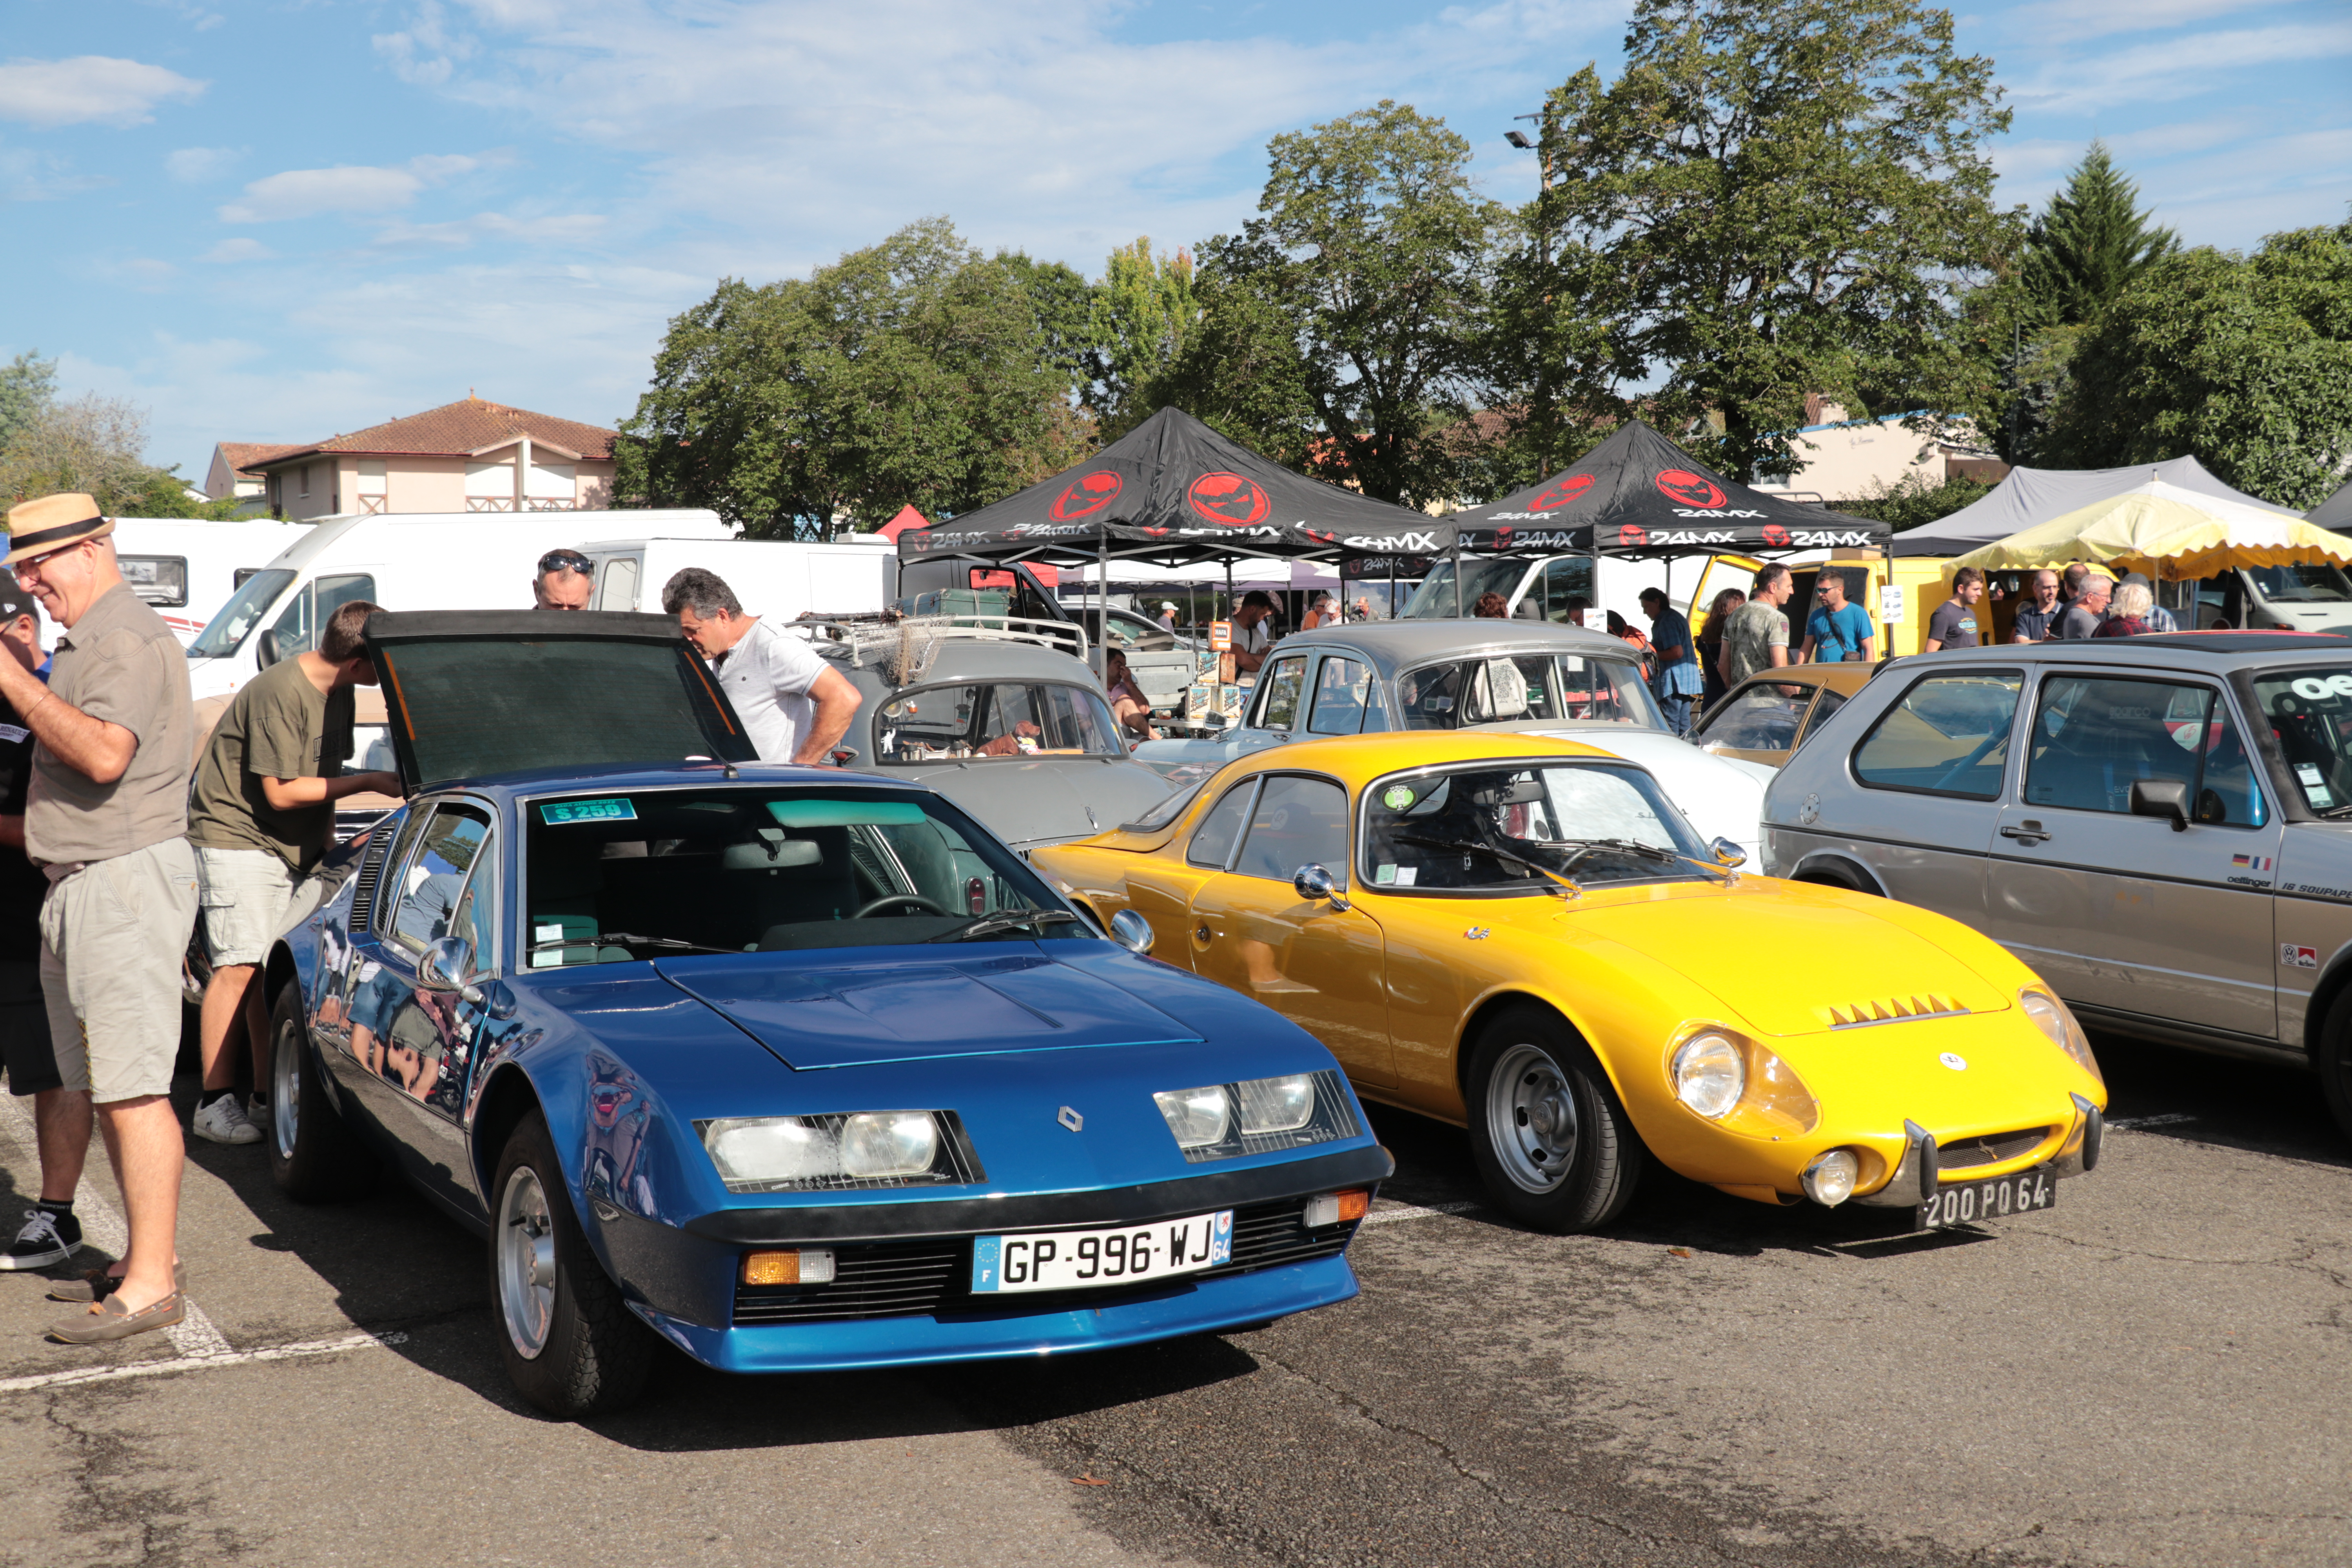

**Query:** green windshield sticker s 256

left=540, top=798, right=637, bottom=825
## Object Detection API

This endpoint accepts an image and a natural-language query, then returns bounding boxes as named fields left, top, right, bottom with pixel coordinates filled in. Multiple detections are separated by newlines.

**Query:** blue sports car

left=261, top=611, right=1388, bottom=1417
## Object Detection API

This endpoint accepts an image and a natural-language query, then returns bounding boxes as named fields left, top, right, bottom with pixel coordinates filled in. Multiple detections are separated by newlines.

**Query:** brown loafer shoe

left=47, top=1262, right=187, bottom=1304
left=47, top=1290, right=185, bottom=1344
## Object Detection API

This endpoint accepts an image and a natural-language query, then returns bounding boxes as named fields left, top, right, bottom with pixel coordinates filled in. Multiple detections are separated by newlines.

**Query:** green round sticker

left=1381, top=784, right=1416, bottom=810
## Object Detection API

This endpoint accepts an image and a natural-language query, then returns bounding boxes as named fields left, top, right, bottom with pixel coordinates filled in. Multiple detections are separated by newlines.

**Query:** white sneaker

left=245, top=1096, right=273, bottom=1135
left=192, top=1095, right=261, bottom=1145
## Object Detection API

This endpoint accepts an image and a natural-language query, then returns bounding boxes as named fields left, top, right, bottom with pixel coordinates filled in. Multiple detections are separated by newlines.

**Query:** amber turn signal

left=741, top=1248, right=835, bottom=1286
left=1303, top=1189, right=1372, bottom=1228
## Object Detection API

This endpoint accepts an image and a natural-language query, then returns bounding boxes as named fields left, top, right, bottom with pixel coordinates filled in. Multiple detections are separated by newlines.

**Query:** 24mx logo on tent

left=1655, top=470, right=1727, bottom=509
left=1188, top=472, right=1271, bottom=527
left=1527, top=474, right=1595, bottom=512
left=1761, top=524, right=1791, bottom=547
left=1048, top=470, right=1122, bottom=522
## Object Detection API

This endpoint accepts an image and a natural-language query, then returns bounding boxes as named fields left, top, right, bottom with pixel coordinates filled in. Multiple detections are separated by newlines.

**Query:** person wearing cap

left=185, top=597, right=403, bottom=1147
left=0, top=494, right=198, bottom=1343
left=0, top=571, right=79, bottom=1273
left=1156, top=602, right=1178, bottom=633
left=532, top=548, right=594, bottom=611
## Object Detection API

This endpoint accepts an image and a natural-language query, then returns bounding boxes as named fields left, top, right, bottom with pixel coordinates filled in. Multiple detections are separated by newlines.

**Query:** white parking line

left=1358, top=1200, right=1481, bottom=1227
left=0, top=1330, right=408, bottom=1396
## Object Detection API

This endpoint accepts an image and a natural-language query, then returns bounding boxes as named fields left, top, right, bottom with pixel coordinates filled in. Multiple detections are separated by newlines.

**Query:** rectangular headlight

left=1154, top=1070, right=1360, bottom=1163
left=696, top=1111, right=984, bottom=1193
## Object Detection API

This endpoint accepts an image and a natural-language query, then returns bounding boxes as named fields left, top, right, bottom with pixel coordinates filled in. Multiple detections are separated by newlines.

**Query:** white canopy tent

left=1892, top=455, right=2282, bottom=557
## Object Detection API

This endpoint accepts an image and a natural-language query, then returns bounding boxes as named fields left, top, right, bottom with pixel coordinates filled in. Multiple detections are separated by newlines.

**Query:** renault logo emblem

left=1058, top=1106, right=1084, bottom=1132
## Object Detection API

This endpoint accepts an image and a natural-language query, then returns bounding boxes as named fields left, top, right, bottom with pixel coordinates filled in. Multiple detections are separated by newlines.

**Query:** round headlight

left=2020, top=988, right=2103, bottom=1087
left=706, top=1117, right=831, bottom=1184
left=1802, top=1147, right=1860, bottom=1207
left=840, top=1111, right=940, bottom=1177
left=1235, top=1074, right=1315, bottom=1135
left=1672, top=1032, right=1745, bottom=1119
left=1154, top=1085, right=1231, bottom=1149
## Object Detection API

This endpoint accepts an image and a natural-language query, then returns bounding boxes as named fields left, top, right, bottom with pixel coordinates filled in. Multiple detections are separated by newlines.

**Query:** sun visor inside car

left=767, top=799, right=927, bottom=829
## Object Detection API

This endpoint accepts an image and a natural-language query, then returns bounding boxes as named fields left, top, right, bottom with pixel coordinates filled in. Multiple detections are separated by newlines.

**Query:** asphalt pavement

left=0, top=1031, right=2343, bottom=1568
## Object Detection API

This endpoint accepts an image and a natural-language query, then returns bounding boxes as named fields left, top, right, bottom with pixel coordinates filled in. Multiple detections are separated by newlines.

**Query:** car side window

left=2025, top=677, right=2265, bottom=825
left=371, top=807, right=436, bottom=938
left=1798, top=688, right=1847, bottom=741
left=1256, top=656, right=1308, bottom=731
left=1228, top=775, right=1350, bottom=886
left=1697, top=682, right=1811, bottom=751
left=388, top=804, right=492, bottom=956
left=1852, top=671, right=2023, bottom=799
left=1187, top=782, right=1257, bottom=869
left=446, top=827, right=499, bottom=974
left=1307, top=657, right=1373, bottom=735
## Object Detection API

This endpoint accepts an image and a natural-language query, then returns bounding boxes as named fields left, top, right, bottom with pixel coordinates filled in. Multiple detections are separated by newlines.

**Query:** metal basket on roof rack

left=790, top=612, right=1090, bottom=685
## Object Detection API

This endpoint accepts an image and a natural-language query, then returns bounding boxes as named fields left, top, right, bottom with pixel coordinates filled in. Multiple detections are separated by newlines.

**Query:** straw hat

left=3, top=494, right=113, bottom=568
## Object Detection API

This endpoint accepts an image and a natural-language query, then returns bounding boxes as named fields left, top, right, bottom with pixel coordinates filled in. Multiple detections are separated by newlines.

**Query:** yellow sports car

left=1032, top=733, right=2107, bottom=1232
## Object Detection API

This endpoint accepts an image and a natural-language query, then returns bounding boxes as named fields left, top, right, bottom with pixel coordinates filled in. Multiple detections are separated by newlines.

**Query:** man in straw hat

left=0, top=494, right=198, bottom=1342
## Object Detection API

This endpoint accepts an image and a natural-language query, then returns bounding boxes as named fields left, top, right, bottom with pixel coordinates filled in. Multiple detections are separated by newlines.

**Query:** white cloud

left=216, top=154, right=483, bottom=223
left=0, top=56, right=205, bottom=130
left=199, top=238, right=276, bottom=263
left=2008, top=22, right=2352, bottom=113
left=2012, top=0, right=2315, bottom=44
left=165, top=145, right=240, bottom=183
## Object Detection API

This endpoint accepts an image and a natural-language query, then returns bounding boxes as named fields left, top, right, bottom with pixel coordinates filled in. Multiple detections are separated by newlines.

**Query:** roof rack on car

left=789, top=612, right=1090, bottom=686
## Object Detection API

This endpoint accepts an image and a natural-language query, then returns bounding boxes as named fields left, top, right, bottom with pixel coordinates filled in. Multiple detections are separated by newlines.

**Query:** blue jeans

left=1658, top=693, right=1693, bottom=737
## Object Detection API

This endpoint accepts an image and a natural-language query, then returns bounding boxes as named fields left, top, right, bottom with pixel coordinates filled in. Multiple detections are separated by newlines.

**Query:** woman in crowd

left=1473, top=592, right=1510, bottom=619
left=2094, top=582, right=2157, bottom=638
left=1699, top=587, right=1746, bottom=704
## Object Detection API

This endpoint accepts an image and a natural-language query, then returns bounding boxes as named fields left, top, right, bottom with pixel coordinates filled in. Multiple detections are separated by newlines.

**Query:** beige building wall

left=263, top=452, right=615, bottom=518
left=1750, top=405, right=1978, bottom=503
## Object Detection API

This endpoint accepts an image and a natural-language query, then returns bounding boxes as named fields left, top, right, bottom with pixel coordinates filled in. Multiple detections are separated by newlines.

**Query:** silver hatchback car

left=1764, top=632, right=2352, bottom=1137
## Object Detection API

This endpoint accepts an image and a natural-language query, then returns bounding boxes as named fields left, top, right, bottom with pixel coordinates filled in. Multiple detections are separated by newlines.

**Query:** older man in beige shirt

left=0, top=494, right=198, bottom=1343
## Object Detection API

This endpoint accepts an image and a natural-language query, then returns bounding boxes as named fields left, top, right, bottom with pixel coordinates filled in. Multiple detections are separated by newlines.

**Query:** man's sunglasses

left=539, top=550, right=594, bottom=575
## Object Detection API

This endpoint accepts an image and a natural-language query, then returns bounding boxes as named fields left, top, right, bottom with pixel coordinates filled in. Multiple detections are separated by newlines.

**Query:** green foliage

left=2040, top=220, right=2352, bottom=508
left=1842, top=469, right=1995, bottom=528
left=1141, top=240, right=1320, bottom=468
left=996, top=251, right=1098, bottom=397
left=1525, top=0, right=2021, bottom=483
left=2022, top=142, right=2177, bottom=329
left=1085, top=238, right=1195, bottom=435
left=0, top=350, right=59, bottom=457
left=615, top=219, right=1077, bottom=532
left=0, top=390, right=222, bottom=517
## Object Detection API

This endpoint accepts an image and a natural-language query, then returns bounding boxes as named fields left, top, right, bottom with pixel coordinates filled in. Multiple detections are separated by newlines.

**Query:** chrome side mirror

left=1709, top=837, right=1748, bottom=869
left=1292, top=863, right=1352, bottom=913
left=1108, top=909, right=1156, bottom=955
left=417, top=936, right=483, bottom=1002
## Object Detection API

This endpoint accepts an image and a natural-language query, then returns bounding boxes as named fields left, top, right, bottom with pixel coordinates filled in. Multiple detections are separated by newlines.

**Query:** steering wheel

left=854, top=894, right=950, bottom=918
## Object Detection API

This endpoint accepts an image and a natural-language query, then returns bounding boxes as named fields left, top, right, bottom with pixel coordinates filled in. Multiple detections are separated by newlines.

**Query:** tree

left=2041, top=220, right=2352, bottom=508
left=0, top=350, right=58, bottom=457
left=1171, top=102, right=1502, bottom=507
left=1524, top=0, right=2022, bottom=483
left=1842, top=469, right=1994, bottom=529
left=616, top=219, right=1077, bottom=532
left=0, top=392, right=228, bottom=517
left=1084, top=238, right=1195, bottom=436
left=1140, top=241, right=1321, bottom=469
left=2022, top=142, right=2177, bottom=329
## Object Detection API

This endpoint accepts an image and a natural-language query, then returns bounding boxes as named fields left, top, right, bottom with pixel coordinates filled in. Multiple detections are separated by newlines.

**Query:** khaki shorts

left=196, top=845, right=314, bottom=967
left=39, top=838, right=200, bottom=1105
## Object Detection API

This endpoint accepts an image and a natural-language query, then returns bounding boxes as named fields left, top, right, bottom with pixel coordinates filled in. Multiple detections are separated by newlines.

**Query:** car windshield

left=187, top=568, right=293, bottom=659
left=1694, top=680, right=1813, bottom=751
left=524, top=786, right=1084, bottom=960
left=1397, top=654, right=1662, bottom=729
left=2250, top=565, right=2352, bottom=604
left=1401, top=559, right=1525, bottom=619
left=2252, top=666, right=2352, bottom=813
left=1360, top=762, right=1710, bottom=895
left=874, top=681, right=1124, bottom=761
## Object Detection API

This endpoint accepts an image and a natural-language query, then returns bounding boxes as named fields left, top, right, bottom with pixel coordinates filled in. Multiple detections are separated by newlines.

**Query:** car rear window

left=1851, top=671, right=2022, bottom=799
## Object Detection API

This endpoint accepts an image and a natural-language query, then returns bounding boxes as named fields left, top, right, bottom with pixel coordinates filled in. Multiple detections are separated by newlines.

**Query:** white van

left=184, top=509, right=737, bottom=701
left=107, top=517, right=310, bottom=647
left=1401, top=554, right=1671, bottom=626
left=580, top=535, right=895, bottom=621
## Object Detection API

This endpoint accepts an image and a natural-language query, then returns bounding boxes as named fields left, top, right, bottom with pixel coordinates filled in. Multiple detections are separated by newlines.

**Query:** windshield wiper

left=522, top=931, right=741, bottom=957
left=926, top=909, right=1083, bottom=943
left=1534, top=837, right=1733, bottom=881
left=1394, top=833, right=1583, bottom=899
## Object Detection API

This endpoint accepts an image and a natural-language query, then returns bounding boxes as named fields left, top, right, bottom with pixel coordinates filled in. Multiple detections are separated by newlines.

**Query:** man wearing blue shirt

left=1637, top=588, right=1703, bottom=735
left=1798, top=572, right=1875, bottom=664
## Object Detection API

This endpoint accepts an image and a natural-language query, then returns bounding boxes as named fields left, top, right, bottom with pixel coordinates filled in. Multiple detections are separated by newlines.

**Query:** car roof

left=1219, top=730, right=1618, bottom=789
left=821, top=633, right=1098, bottom=690
left=1894, top=631, right=2352, bottom=675
left=1267, top=619, right=1639, bottom=677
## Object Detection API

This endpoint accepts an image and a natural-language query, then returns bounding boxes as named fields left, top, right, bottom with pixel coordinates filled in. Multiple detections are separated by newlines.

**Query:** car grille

left=731, top=1197, right=1361, bottom=1325
left=1937, top=1127, right=2053, bottom=1170
left=1824, top=994, right=1973, bottom=1029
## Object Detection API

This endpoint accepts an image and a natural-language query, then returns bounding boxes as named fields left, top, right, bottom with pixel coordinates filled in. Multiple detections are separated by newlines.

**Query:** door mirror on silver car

left=417, top=936, right=483, bottom=1002
left=2129, top=779, right=2191, bottom=831
left=1108, top=909, right=1156, bottom=955
left=1292, top=863, right=1352, bottom=913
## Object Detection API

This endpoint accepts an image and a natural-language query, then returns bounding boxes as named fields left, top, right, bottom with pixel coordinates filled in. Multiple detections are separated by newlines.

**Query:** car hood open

left=656, top=948, right=1207, bottom=1069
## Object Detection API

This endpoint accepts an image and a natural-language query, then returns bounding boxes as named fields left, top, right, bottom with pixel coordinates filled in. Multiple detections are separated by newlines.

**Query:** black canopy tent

left=896, top=408, right=1457, bottom=652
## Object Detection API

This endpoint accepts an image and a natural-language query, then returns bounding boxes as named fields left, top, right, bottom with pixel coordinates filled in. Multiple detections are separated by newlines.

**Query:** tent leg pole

left=1452, top=543, right=1462, bottom=618
left=1096, top=534, right=1108, bottom=679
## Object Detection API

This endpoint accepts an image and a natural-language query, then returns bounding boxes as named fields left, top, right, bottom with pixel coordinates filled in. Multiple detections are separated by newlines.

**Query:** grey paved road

left=0, top=1033, right=2343, bottom=1568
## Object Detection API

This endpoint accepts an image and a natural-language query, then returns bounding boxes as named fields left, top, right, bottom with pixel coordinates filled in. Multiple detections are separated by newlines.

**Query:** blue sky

left=4, top=0, right=2347, bottom=483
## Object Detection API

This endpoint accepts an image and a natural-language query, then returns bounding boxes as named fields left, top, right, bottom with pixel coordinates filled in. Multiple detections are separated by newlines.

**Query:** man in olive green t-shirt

left=186, top=599, right=401, bottom=1146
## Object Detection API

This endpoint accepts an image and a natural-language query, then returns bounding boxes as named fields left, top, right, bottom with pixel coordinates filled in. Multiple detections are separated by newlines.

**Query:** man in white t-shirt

left=660, top=567, right=862, bottom=764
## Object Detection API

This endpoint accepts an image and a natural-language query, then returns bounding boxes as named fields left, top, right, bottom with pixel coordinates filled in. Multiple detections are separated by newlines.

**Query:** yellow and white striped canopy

left=1950, top=477, right=2347, bottom=582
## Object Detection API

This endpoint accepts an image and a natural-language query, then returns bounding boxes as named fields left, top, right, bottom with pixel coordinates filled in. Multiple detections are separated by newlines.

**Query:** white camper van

left=580, top=535, right=895, bottom=621
left=1400, top=553, right=1671, bottom=625
left=183, top=509, right=737, bottom=701
left=107, top=517, right=310, bottom=647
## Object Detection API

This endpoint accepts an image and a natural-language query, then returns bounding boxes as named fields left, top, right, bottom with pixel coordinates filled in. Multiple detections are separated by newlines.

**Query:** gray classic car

left=815, top=620, right=1176, bottom=851
left=1127, top=620, right=1777, bottom=863
left=1762, top=632, right=2352, bottom=1137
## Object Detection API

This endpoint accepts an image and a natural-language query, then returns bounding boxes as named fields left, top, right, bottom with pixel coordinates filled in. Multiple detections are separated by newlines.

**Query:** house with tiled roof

left=203, top=442, right=305, bottom=505
left=224, top=396, right=619, bottom=520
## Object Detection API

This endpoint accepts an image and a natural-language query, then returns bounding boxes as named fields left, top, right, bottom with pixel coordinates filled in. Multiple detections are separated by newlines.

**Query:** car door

left=1838, top=665, right=2025, bottom=922
left=1185, top=772, right=1395, bottom=1086
left=1990, top=672, right=2281, bottom=1036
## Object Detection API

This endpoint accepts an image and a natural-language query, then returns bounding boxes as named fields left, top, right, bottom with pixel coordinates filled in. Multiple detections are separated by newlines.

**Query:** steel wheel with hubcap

left=1465, top=1004, right=1641, bottom=1233
left=265, top=982, right=376, bottom=1202
left=497, top=1166, right=557, bottom=1359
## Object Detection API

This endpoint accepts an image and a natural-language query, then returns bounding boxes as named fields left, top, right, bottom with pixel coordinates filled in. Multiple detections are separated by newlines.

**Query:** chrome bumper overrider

left=1851, top=1095, right=2102, bottom=1208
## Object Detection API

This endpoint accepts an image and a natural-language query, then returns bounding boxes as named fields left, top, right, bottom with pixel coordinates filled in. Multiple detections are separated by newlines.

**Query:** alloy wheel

left=497, top=1165, right=557, bottom=1359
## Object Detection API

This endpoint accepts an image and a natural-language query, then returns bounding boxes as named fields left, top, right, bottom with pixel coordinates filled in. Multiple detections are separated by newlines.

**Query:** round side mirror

left=1108, top=909, right=1156, bottom=956
left=1290, top=863, right=1352, bottom=913
left=417, top=935, right=479, bottom=1000
left=1709, top=837, right=1748, bottom=869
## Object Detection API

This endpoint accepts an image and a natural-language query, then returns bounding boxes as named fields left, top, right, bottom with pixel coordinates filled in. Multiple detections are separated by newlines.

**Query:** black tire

left=488, top=1110, right=655, bottom=1418
left=1795, top=868, right=1875, bottom=897
left=267, top=982, right=378, bottom=1201
left=1464, top=1005, right=1642, bottom=1233
left=2318, top=991, right=2352, bottom=1142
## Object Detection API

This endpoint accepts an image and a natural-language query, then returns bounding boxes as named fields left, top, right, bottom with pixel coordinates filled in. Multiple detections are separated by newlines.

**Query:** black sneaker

left=0, top=1209, right=81, bottom=1270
